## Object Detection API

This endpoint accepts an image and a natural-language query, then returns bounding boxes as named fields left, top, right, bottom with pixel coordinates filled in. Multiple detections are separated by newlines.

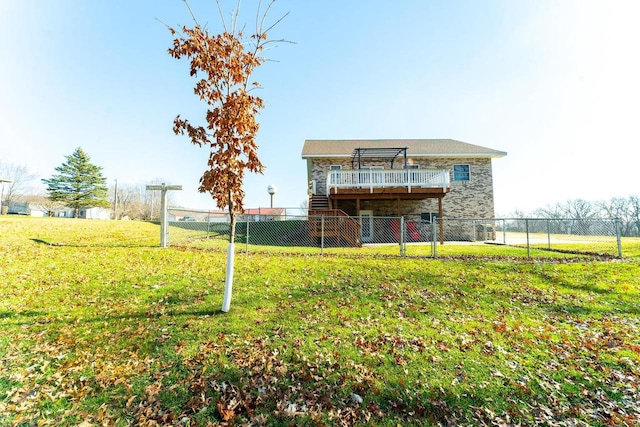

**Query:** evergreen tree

left=42, top=147, right=110, bottom=218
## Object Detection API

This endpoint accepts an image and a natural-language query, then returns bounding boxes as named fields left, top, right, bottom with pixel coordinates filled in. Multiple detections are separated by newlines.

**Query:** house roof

left=301, top=139, right=507, bottom=159
left=245, top=208, right=285, bottom=215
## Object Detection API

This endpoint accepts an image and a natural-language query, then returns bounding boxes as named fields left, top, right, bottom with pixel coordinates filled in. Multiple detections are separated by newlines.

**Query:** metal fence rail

left=167, top=214, right=624, bottom=258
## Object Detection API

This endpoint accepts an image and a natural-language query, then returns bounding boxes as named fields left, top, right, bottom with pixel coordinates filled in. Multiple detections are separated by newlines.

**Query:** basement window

left=421, top=212, right=438, bottom=224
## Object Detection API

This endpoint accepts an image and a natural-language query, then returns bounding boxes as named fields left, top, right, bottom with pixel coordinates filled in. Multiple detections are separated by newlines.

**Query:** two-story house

left=302, top=139, right=506, bottom=244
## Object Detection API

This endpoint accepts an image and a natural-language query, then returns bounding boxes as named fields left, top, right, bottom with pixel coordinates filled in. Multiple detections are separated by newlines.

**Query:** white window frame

left=329, top=164, right=342, bottom=170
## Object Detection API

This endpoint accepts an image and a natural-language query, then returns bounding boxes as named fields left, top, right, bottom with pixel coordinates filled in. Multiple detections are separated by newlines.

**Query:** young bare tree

left=628, top=195, right=640, bottom=236
left=598, top=197, right=633, bottom=236
left=166, top=0, right=287, bottom=311
left=0, top=161, right=37, bottom=210
left=32, top=194, right=66, bottom=217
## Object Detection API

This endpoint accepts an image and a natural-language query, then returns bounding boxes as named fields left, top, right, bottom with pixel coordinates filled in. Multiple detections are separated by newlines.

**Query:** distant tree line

left=507, top=196, right=640, bottom=237
left=108, top=182, right=173, bottom=221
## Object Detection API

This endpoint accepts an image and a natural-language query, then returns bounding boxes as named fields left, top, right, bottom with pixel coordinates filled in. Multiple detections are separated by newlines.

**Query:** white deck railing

left=327, top=169, right=450, bottom=193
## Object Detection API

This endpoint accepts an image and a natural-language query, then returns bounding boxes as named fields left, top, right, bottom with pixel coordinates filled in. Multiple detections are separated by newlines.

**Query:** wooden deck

left=308, top=209, right=361, bottom=247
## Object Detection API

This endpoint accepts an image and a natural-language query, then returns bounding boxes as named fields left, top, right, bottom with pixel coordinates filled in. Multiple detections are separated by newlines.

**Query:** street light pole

left=267, top=184, right=277, bottom=209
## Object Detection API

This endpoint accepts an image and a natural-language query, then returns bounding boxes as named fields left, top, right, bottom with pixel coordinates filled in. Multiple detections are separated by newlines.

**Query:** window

left=329, top=165, right=342, bottom=170
left=403, top=164, right=420, bottom=169
left=453, top=164, right=470, bottom=181
left=421, top=212, right=438, bottom=224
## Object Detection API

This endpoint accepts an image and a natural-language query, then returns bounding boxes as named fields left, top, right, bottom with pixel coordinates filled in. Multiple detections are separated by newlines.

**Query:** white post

left=221, top=242, right=235, bottom=312
left=145, top=183, right=182, bottom=248
left=160, top=188, right=168, bottom=247
left=615, top=218, right=622, bottom=258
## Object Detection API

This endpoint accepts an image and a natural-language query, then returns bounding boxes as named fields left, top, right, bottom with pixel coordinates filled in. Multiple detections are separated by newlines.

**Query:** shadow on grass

left=473, top=262, right=640, bottom=317
left=534, top=270, right=615, bottom=296
left=546, top=302, right=640, bottom=316
left=0, top=310, right=46, bottom=319
left=0, top=307, right=224, bottom=327
left=29, top=237, right=159, bottom=248
left=30, top=238, right=54, bottom=245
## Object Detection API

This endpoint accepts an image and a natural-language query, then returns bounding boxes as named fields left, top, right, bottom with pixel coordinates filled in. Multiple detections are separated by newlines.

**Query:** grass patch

left=1, top=216, right=639, bottom=425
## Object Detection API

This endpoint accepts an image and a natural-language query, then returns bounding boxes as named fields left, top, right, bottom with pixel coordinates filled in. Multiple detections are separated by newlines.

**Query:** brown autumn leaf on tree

left=168, top=25, right=265, bottom=235
left=166, top=0, right=287, bottom=241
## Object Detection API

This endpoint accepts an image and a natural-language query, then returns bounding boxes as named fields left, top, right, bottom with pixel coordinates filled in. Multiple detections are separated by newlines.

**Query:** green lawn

left=1, top=217, right=639, bottom=426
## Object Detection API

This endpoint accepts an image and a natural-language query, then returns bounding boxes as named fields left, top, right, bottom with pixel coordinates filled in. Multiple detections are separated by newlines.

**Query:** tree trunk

left=222, top=196, right=236, bottom=312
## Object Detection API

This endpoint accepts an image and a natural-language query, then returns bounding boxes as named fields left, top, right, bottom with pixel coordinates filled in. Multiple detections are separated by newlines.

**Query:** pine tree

left=42, top=147, right=110, bottom=218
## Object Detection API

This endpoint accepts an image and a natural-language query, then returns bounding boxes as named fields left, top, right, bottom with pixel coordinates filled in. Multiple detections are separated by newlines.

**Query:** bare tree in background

left=628, top=195, right=640, bottom=236
left=0, top=162, right=37, bottom=208
left=106, top=181, right=175, bottom=220
left=32, top=194, right=66, bottom=217
left=598, top=197, right=632, bottom=236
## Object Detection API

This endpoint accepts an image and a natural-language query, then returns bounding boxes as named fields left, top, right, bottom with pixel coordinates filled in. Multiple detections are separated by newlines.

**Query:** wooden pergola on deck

left=314, top=147, right=451, bottom=244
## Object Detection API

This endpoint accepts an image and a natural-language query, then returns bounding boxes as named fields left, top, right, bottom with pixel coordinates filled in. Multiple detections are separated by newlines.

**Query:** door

left=360, top=210, right=374, bottom=243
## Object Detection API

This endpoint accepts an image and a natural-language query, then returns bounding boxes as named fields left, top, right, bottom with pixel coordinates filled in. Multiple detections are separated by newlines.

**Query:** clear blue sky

left=1, top=0, right=639, bottom=215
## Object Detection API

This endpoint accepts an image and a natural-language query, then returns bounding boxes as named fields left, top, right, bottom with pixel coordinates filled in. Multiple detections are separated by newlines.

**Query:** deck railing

left=327, top=169, right=450, bottom=193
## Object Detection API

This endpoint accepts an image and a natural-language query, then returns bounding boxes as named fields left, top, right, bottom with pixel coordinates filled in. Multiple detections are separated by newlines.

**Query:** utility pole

left=145, top=183, right=182, bottom=247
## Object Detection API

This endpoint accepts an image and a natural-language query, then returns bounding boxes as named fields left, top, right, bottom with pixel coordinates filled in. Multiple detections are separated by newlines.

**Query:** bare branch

left=215, top=0, right=227, bottom=33
left=231, top=0, right=241, bottom=35
left=183, top=0, right=200, bottom=26
left=258, top=0, right=276, bottom=33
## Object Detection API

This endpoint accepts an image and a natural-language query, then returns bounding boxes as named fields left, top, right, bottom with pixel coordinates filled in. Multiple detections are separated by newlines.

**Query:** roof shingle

left=301, top=139, right=506, bottom=158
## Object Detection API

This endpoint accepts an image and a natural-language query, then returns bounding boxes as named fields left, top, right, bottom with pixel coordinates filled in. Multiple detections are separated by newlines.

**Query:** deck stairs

left=310, top=195, right=330, bottom=210
left=308, top=207, right=361, bottom=247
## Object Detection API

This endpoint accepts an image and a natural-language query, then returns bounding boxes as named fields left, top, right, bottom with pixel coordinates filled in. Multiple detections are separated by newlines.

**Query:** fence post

left=615, top=218, right=622, bottom=258
left=547, top=219, right=551, bottom=250
left=246, top=218, right=250, bottom=253
left=472, top=220, right=476, bottom=242
left=525, top=219, right=531, bottom=258
left=321, top=215, right=325, bottom=255
left=432, top=218, right=438, bottom=258
left=502, top=219, right=506, bottom=244
left=399, top=216, right=405, bottom=256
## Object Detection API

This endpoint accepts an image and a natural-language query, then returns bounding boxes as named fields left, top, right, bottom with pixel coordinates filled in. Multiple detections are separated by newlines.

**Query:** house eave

left=302, top=152, right=507, bottom=159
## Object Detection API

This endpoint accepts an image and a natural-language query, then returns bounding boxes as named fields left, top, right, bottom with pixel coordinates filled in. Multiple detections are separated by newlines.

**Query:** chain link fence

left=166, top=212, right=624, bottom=258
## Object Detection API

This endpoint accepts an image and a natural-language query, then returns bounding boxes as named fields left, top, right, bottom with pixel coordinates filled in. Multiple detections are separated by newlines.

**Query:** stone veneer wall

left=311, top=157, right=496, bottom=219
